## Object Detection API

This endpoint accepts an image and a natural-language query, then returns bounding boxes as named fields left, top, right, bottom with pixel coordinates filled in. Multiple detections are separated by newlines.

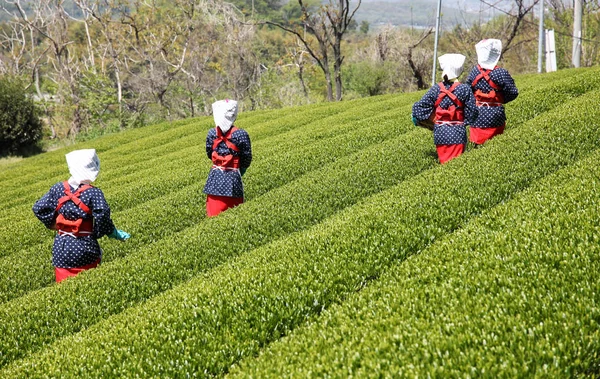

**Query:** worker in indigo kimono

left=204, top=99, right=252, bottom=217
left=33, top=149, right=130, bottom=283
left=465, top=39, right=519, bottom=145
left=412, top=54, right=478, bottom=164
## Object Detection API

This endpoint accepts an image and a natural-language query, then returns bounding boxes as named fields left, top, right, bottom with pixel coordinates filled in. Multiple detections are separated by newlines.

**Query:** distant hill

left=351, top=0, right=514, bottom=29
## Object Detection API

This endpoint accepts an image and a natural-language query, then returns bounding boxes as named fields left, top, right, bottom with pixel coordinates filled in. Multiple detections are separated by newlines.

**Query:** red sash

left=434, top=82, right=464, bottom=123
left=211, top=127, right=240, bottom=170
left=472, top=65, right=504, bottom=106
left=55, top=181, right=93, bottom=236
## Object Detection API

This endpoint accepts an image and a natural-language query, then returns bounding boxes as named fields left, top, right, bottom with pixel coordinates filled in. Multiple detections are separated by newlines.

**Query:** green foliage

left=359, top=20, right=369, bottom=34
left=0, top=77, right=43, bottom=156
left=0, top=69, right=599, bottom=377
left=344, top=61, right=390, bottom=97
left=4, top=80, right=600, bottom=378
left=229, top=145, right=600, bottom=378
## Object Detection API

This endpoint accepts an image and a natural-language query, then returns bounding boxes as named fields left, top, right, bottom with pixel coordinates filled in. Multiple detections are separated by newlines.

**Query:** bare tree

left=406, top=29, right=432, bottom=89
left=266, top=0, right=361, bottom=101
left=7, top=0, right=86, bottom=136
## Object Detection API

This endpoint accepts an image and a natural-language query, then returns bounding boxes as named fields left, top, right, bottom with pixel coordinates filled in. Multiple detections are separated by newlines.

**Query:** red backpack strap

left=211, top=126, right=240, bottom=152
left=55, top=181, right=92, bottom=214
left=435, top=82, right=463, bottom=109
left=472, top=65, right=500, bottom=91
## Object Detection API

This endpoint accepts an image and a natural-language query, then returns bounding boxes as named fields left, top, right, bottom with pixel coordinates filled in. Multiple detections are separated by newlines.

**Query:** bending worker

left=33, top=149, right=130, bottom=283
left=412, top=53, right=478, bottom=164
left=203, top=99, right=252, bottom=217
left=465, top=39, right=519, bottom=146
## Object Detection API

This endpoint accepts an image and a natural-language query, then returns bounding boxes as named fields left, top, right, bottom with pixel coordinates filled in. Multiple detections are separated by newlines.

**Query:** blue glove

left=240, top=167, right=247, bottom=176
left=108, top=228, right=130, bottom=241
left=412, top=116, right=418, bottom=126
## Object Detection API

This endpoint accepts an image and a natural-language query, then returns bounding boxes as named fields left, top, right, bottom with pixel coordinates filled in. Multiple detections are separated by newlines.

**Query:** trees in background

left=0, top=0, right=597, bottom=149
left=266, top=0, right=362, bottom=101
left=0, top=76, right=42, bottom=155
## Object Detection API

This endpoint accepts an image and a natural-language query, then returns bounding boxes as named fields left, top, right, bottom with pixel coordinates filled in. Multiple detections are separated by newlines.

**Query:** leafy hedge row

left=0, top=94, right=401, bottom=252
left=0, top=106, right=434, bottom=367
left=229, top=148, right=600, bottom=378
left=0, top=94, right=412, bottom=279
left=0, top=95, right=366, bottom=214
left=2, top=66, right=594, bottom=248
left=3, top=86, right=599, bottom=377
left=0, top=96, right=421, bottom=317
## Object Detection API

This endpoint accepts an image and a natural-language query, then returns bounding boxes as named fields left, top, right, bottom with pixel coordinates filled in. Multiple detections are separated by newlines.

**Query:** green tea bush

left=229, top=148, right=600, bottom=378
left=0, top=97, right=417, bottom=307
left=0, top=94, right=409, bottom=266
left=2, top=87, right=599, bottom=377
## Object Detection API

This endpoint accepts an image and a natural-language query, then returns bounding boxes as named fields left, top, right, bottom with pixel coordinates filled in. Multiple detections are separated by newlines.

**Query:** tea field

left=0, top=67, right=598, bottom=377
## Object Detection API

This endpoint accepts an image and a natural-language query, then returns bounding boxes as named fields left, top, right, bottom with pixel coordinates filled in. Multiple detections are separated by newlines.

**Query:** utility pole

left=431, top=0, right=442, bottom=85
left=572, top=0, right=582, bottom=67
left=537, top=0, right=545, bottom=73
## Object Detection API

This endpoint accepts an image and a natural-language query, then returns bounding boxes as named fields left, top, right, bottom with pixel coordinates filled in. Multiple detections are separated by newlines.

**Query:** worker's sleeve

left=462, top=85, right=479, bottom=125
left=498, top=68, right=519, bottom=103
left=237, top=130, right=252, bottom=170
left=32, top=183, right=60, bottom=229
left=88, top=188, right=116, bottom=239
left=412, top=85, right=438, bottom=122
left=464, top=66, right=477, bottom=88
left=206, top=128, right=216, bottom=160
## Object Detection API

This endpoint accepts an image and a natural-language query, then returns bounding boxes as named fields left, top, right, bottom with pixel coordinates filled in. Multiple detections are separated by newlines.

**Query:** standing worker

left=465, top=39, right=519, bottom=146
left=412, top=53, right=478, bottom=164
left=33, top=149, right=130, bottom=283
left=204, top=99, right=252, bottom=217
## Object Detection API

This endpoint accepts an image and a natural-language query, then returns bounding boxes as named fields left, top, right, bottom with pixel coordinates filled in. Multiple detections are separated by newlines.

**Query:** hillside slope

left=0, top=68, right=598, bottom=377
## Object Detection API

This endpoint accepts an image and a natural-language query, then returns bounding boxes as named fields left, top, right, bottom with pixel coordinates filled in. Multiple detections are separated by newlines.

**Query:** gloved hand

left=108, top=228, right=130, bottom=241
left=240, top=167, right=247, bottom=176
left=412, top=116, right=418, bottom=126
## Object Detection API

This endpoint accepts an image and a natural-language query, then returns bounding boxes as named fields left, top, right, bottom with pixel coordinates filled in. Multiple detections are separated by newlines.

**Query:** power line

left=478, top=0, right=600, bottom=45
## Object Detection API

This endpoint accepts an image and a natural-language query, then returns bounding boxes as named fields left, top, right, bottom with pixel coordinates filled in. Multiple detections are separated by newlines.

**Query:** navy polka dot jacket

left=33, top=182, right=115, bottom=268
left=203, top=127, right=252, bottom=198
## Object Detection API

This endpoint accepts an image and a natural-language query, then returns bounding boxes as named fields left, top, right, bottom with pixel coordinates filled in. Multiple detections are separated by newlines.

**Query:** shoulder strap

left=472, top=65, right=501, bottom=91
left=435, top=82, right=463, bottom=108
left=212, top=126, right=240, bottom=152
left=55, top=181, right=92, bottom=214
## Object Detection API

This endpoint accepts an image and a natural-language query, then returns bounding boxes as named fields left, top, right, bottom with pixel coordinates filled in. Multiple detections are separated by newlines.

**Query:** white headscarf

left=438, top=53, right=466, bottom=81
left=212, top=99, right=239, bottom=133
left=476, top=39, right=502, bottom=70
left=65, top=149, right=100, bottom=187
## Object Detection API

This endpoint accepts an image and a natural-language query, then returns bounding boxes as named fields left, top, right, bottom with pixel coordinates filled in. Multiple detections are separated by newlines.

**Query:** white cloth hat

left=476, top=39, right=502, bottom=70
left=65, top=149, right=100, bottom=185
left=212, top=99, right=238, bottom=133
left=438, top=53, right=466, bottom=81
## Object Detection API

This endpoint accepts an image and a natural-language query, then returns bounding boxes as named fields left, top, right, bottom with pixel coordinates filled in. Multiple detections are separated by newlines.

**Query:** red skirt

left=206, top=194, right=244, bottom=217
left=469, top=125, right=505, bottom=145
left=55, top=259, right=100, bottom=283
left=436, top=144, right=465, bottom=164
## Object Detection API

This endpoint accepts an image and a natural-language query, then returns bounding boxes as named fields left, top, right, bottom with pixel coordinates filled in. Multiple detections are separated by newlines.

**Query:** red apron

left=206, top=195, right=244, bottom=217
left=55, top=259, right=101, bottom=282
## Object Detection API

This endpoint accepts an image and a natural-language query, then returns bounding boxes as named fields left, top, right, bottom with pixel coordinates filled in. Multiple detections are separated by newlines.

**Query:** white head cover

left=212, top=99, right=238, bottom=133
left=65, top=149, right=100, bottom=186
left=476, top=39, right=502, bottom=70
left=438, top=53, right=466, bottom=81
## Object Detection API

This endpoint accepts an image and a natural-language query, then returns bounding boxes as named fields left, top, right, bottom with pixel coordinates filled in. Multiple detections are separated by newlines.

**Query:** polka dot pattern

left=465, top=66, right=519, bottom=128
left=412, top=81, right=478, bottom=146
left=32, top=182, right=116, bottom=268
left=203, top=127, right=252, bottom=198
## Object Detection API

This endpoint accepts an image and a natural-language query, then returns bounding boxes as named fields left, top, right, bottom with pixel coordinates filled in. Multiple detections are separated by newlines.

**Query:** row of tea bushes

left=0, top=119, right=435, bottom=367
left=0, top=94, right=375, bottom=214
left=3, top=88, right=599, bottom=377
left=0, top=97, right=416, bottom=301
left=0, top=93, right=405, bottom=254
left=229, top=148, right=600, bottom=377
